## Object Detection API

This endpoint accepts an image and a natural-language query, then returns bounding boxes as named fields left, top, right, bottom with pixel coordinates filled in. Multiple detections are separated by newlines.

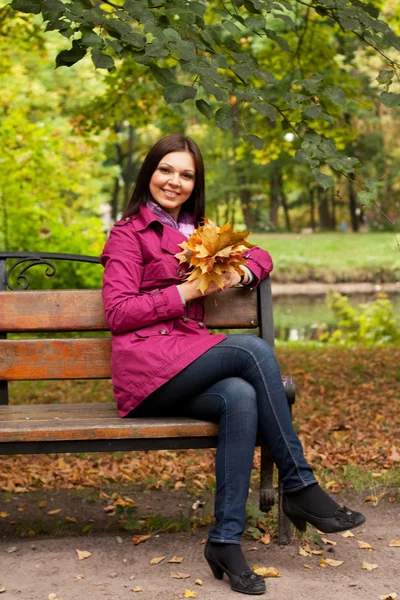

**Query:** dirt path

left=0, top=489, right=399, bottom=600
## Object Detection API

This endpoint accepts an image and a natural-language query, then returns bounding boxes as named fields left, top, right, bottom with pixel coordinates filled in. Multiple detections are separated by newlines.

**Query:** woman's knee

left=219, top=377, right=257, bottom=419
left=228, top=333, right=275, bottom=361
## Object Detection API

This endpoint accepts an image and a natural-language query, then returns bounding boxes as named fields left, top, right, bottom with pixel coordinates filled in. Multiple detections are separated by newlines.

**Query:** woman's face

left=149, top=151, right=196, bottom=220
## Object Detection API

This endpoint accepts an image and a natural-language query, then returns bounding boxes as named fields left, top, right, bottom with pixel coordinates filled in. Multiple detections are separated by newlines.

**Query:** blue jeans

left=131, top=334, right=317, bottom=543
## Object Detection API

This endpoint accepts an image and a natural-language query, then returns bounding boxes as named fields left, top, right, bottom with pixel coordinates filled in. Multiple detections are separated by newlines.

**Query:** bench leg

left=259, top=445, right=275, bottom=513
left=259, top=445, right=293, bottom=545
left=278, top=478, right=292, bottom=545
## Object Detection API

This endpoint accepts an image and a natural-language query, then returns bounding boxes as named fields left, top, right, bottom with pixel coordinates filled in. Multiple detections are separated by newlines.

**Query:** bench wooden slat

left=0, top=404, right=218, bottom=442
left=0, top=339, right=111, bottom=380
left=0, top=288, right=258, bottom=332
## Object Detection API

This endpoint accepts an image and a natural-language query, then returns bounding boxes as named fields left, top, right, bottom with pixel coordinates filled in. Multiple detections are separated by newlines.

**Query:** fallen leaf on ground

left=74, top=574, right=85, bottom=580
left=65, top=516, right=77, bottom=523
left=0, top=589, right=5, bottom=594
left=364, top=491, right=387, bottom=503
left=362, top=561, right=378, bottom=570
left=132, top=535, right=151, bottom=545
left=48, top=594, right=58, bottom=600
left=76, top=549, right=92, bottom=560
left=304, top=564, right=313, bottom=569
left=195, top=579, right=203, bottom=585
left=357, top=540, right=374, bottom=551
left=104, top=506, right=115, bottom=514
left=99, top=491, right=111, bottom=500
left=259, top=533, right=271, bottom=545
left=47, top=509, right=62, bottom=515
left=131, top=586, right=143, bottom=592
left=252, top=565, right=281, bottom=578
left=184, top=591, right=197, bottom=598
left=168, top=556, right=184, bottom=563
left=379, top=593, right=397, bottom=600
left=247, top=547, right=258, bottom=551
left=150, top=556, right=166, bottom=565
left=0, top=512, right=9, bottom=518
left=200, top=539, right=206, bottom=545
left=388, top=539, right=400, bottom=547
left=320, top=558, right=343, bottom=567
left=169, top=572, right=191, bottom=579
left=342, top=531, right=355, bottom=538
left=299, top=546, right=311, bottom=557
left=321, top=537, right=337, bottom=546
left=39, top=500, right=47, bottom=508
left=311, top=549, right=324, bottom=555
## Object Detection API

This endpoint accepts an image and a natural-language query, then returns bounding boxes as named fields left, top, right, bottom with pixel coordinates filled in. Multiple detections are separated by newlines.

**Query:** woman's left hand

left=221, top=269, right=247, bottom=289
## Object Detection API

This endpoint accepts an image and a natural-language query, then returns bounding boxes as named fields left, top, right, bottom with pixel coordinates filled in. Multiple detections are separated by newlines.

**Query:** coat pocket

left=134, top=321, right=173, bottom=338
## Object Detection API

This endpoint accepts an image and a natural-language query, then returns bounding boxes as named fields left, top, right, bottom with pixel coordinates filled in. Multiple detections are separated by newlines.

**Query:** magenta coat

left=100, top=205, right=273, bottom=416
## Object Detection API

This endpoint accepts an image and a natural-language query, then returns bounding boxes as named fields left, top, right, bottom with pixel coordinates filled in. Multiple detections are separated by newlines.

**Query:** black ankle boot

left=204, top=540, right=266, bottom=595
left=283, top=494, right=366, bottom=533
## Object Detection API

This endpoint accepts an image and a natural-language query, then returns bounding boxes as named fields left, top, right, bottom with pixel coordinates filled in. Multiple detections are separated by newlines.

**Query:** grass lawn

left=250, top=231, right=400, bottom=283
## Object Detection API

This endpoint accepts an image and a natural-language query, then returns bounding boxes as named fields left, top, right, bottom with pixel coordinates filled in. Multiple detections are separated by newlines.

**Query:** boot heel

left=206, top=558, right=224, bottom=580
left=290, top=514, right=307, bottom=532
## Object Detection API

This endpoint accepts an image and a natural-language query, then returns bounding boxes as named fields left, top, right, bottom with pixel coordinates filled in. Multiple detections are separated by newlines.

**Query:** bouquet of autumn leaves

left=175, top=219, right=254, bottom=294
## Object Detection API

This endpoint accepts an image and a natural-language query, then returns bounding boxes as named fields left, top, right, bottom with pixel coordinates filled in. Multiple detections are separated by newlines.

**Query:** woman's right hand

left=178, top=270, right=243, bottom=302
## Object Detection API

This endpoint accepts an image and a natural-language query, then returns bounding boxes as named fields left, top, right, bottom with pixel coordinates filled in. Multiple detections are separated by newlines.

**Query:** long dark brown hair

left=122, top=134, right=205, bottom=224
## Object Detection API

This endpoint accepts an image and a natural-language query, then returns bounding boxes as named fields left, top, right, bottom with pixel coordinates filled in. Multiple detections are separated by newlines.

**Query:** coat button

left=198, top=322, right=205, bottom=328
left=159, top=329, right=168, bottom=335
left=182, top=316, right=189, bottom=322
left=177, top=268, right=185, bottom=277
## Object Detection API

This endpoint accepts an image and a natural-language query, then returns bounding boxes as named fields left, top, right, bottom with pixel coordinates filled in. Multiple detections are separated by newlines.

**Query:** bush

left=319, top=292, right=400, bottom=346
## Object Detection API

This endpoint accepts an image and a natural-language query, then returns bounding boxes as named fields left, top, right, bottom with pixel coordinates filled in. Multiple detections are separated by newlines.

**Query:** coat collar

left=132, top=205, right=188, bottom=255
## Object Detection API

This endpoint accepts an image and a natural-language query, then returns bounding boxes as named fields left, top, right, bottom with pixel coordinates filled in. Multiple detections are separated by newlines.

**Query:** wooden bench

left=0, top=252, right=295, bottom=544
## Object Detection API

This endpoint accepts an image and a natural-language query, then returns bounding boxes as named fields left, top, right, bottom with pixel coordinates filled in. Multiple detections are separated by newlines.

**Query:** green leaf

left=303, top=104, right=322, bottom=119
left=10, top=0, right=41, bottom=13
left=223, top=20, right=241, bottom=35
left=253, top=102, right=277, bottom=122
left=56, top=40, right=87, bottom=68
left=326, top=156, right=359, bottom=173
left=358, top=189, right=377, bottom=206
left=339, top=16, right=360, bottom=30
left=231, top=64, right=251, bottom=82
left=91, top=49, right=114, bottom=70
left=150, top=65, right=176, bottom=86
left=322, top=86, right=346, bottom=106
left=195, top=99, right=213, bottom=119
left=312, top=169, right=334, bottom=190
left=244, top=16, right=265, bottom=31
left=298, top=74, right=322, bottom=94
left=42, top=0, right=65, bottom=21
left=215, top=106, right=234, bottom=130
left=376, top=70, right=394, bottom=85
left=80, top=30, right=104, bottom=49
left=242, top=134, right=264, bottom=150
left=380, top=91, right=400, bottom=108
left=163, top=84, right=196, bottom=104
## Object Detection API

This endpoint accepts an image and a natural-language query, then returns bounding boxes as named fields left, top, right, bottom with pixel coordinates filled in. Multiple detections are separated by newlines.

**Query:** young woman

left=101, top=134, right=365, bottom=595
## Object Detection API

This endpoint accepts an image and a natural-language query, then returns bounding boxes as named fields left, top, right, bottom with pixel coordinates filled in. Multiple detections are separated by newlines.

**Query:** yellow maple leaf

left=175, top=219, right=254, bottom=294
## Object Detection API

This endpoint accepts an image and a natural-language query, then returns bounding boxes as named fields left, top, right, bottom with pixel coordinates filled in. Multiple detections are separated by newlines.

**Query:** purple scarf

left=146, top=200, right=195, bottom=238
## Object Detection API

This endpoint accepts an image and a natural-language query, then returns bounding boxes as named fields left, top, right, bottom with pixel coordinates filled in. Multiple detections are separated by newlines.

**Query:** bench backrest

left=0, top=252, right=274, bottom=404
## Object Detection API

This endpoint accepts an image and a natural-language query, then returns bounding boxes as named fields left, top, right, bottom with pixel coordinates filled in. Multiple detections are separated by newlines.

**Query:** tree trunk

left=331, top=187, right=337, bottom=230
left=278, top=167, right=291, bottom=231
left=310, top=188, right=316, bottom=231
left=348, top=178, right=359, bottom=232
left=317, top=186, right=332, bottom=229
left=269, top=160, right=279, bottom=229
left=122, top=124, right=134, bottom=210
left=110, top=176, right=120, bottom=222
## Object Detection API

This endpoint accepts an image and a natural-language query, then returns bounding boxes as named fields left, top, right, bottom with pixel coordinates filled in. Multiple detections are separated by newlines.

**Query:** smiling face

left=149, top=151, right=196, bottom=221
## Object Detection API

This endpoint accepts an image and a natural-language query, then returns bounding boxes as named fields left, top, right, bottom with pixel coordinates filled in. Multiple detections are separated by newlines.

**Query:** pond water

left=273, top=292, right=400, bottom=341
